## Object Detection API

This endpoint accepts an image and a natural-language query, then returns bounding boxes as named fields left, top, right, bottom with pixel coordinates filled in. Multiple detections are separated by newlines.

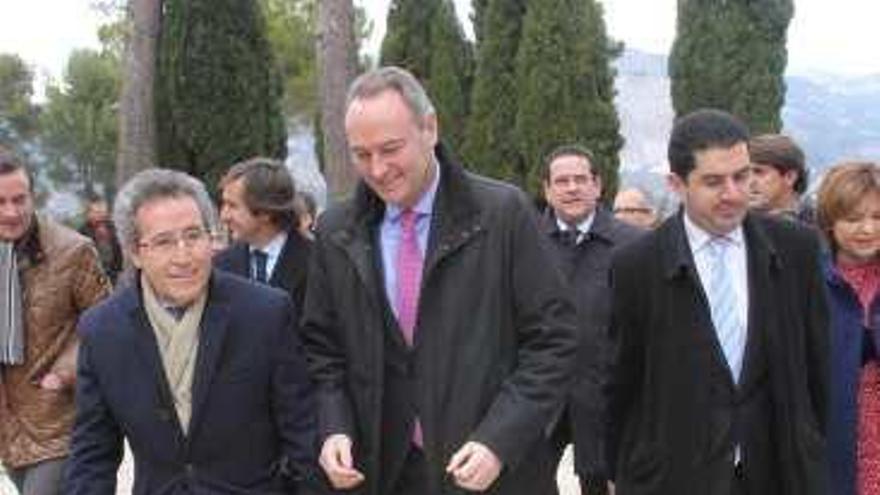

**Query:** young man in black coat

left=215, top=157, right=312, bottom=310
left=606, top=109, right=829, bottom=495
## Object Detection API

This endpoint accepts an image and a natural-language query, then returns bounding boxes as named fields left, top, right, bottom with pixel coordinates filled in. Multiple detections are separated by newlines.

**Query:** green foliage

left=258, top=0, right=371, bottom=123
left=156, top=0, right=286, bottom=190
left=380, top=0, right=473, bottom=151
left=669, top=0, right=794, bottom=134
left=471, top=0, right=490, bottom=45
left=462, top=0, right=526, bottom=184
left=514, top=0, right=623, bottom=197
left=40, top=49, right=120, bottom=196
left=260, top=0, right=317, bottom=120
left=0, top=54, right=39, bottom=150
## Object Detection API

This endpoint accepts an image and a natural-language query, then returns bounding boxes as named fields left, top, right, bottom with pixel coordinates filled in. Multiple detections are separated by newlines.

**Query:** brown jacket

left=0, top=216, right=111, bottom=468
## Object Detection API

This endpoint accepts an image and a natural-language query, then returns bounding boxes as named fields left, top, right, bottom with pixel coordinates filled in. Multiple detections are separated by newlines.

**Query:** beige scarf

left=141, top=275, right=207, bottom=434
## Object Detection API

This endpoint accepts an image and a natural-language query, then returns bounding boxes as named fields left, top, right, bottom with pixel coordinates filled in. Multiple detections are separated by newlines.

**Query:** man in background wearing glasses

left=65, top=169, right=316, bottom=494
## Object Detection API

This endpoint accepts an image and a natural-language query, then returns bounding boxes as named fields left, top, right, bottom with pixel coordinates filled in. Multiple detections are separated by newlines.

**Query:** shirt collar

left=555, top=211, right=595, bottom=235
left=385, top=158, right=441, bottom=223
left=682, top=212, right=744, bottom=255
left=252, top=230, right=287, bottom=259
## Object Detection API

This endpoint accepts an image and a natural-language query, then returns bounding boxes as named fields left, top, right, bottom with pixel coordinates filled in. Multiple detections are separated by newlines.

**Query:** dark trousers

left=580, top=474, right=609, bottom=495
left=732, top=463, right=749, bottom=495
left=6, top=457, right=67, bottom=495
left=391, top=447, right=428, bottom=495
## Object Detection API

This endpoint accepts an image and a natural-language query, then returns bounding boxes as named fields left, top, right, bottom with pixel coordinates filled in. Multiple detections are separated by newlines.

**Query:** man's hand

left=319, top=434, right=365, bottom=490
left=446, top=441, right=503, bottom=491
left=39, top=371, right=72, bottom=391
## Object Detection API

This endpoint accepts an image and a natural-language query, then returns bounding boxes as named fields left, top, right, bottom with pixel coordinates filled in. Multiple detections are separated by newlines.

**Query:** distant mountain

left=613, top=49, right=880, bottom=180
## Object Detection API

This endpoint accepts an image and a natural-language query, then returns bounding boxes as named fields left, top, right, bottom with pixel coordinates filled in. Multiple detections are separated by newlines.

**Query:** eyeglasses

left=137, top=227, right=212, bottom=255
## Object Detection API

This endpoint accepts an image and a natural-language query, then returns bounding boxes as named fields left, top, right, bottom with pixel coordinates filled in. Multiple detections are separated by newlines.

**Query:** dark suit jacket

left=606, top=211, right=829, bottom=495
left=301, top=145, right=578, bottom=495
left=541, top=207, right=642, bottom=477
left=214, top=229, right=312, bottom=310
left=66, top=270, right=316, bottom=495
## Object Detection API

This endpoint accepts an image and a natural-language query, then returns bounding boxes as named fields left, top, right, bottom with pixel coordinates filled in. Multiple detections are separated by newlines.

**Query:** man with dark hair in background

left=215, top=157, right=312, bottom=310
left=541, top=143, right=641, bottom=495
left=0, top=146, right=111, bottom=495
left=79, top=195, right=123, bottom=284
left=607, top=110, right=829, bottom=494
left=748, top=134, right=814, bottom=223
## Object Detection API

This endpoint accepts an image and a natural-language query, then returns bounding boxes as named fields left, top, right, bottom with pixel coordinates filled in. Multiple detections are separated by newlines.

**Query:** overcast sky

left=1, top=0, right=878, bottom=92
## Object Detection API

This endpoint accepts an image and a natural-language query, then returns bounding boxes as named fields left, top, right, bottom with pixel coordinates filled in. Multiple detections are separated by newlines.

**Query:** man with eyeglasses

left=66, top=169, right=317, bottom=494
left=0, top=146, right=111, bottom=495
left=540, top=144, right=641, bottom=495
left=612, top=187, right=659, bottom=230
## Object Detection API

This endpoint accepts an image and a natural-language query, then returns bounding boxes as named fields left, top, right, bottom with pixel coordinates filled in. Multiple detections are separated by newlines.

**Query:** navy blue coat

left=66, top=270, right=316, bottom=494
left=825, top=256, right=880, bottom=495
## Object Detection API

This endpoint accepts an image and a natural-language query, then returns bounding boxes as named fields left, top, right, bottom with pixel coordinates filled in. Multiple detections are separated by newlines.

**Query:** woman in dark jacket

left=819, top=161, right=880, bottom=495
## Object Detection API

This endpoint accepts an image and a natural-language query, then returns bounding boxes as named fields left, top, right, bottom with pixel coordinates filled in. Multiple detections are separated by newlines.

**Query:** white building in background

left=285, top=124, right=328, bottom=212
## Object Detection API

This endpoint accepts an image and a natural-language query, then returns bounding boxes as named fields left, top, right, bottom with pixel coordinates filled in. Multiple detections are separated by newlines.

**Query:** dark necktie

left=558, top=229, right=578, bottom=247
left=252, top=250, right=269, bottom=284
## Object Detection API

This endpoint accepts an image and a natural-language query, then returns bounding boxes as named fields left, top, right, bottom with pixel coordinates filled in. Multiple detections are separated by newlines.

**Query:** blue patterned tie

left=708, top=237, right=745, bottom=382
left=252, top=250, right=268, bottom=284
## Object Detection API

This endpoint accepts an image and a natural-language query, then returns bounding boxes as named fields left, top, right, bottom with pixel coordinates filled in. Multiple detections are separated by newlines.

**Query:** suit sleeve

left=802, top=233, right=831, bottom=433
left=65, top=327, right=123, bottom=495
left=272, top=297, right=319, bottom=481
left=604, top=245, right=644, bottom=480
left=299, top=230, right=356, bottom=442
left=469, top=192, right=578, bottom=468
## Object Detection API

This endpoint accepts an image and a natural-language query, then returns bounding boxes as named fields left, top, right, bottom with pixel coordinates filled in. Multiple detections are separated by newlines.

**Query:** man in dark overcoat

left=540, top=144, right=642, bottom=495
left=606, top=109, right=830, bottom=495
left=301, top=66, right=578, bottom=495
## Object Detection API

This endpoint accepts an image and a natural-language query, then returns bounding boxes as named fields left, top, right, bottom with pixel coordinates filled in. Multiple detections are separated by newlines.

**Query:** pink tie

left=396, top=209, right=424, bottom=447
left=396, top=209, right=422, bottom=345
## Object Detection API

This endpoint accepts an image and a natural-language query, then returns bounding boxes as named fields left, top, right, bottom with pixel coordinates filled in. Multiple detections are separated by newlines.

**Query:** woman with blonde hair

left=820, top=161, right=880, bottom=495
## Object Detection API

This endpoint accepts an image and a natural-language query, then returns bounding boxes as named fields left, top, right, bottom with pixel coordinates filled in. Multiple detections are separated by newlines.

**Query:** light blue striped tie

left=708, top=237, right=745, bottom=382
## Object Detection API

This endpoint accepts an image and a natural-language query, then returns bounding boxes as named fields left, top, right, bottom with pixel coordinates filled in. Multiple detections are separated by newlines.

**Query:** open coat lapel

left=188, top=275, right=232, bottom=439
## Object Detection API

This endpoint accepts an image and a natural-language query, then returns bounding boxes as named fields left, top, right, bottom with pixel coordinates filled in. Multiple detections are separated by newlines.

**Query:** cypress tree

left=380, top=0, right=473, bottom=151
left=462, top=0, right=527, bottom=184
left=471, top=0, right=490, bottom=46
left=156, top=0, right=286, bottom=189
left=514, top=0, right=624, bottom=196
left=669, top=0, right=794, bottom=134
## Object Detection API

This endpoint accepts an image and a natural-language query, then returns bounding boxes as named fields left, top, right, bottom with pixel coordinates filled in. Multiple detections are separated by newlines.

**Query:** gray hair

left=346, top=66, right=436, bottom=121
left=113, top=169, right=218, bottom=247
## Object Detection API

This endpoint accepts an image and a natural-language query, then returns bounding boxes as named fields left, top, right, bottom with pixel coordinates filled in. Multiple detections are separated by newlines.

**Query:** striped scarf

left=0, top=242, right=24, bottom=365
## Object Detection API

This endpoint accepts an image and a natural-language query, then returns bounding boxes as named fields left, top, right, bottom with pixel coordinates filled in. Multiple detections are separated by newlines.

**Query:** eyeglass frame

left=136, top=226, right=214, bottom=255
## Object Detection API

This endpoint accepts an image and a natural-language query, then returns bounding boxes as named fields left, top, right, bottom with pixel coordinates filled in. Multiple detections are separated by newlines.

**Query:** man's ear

left=666, top=172, right=686, bottom=199
left=421, top=113, right=438, bottom=149
left=782, top=169, right=799, bottom=188
left=129, top=246, right=143, bottom=270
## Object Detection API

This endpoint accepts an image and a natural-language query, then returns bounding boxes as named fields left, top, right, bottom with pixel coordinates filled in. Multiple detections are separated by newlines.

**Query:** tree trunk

left=316, top=0, right=357, bottom=199
left=116, top=0, right=161, bottom=188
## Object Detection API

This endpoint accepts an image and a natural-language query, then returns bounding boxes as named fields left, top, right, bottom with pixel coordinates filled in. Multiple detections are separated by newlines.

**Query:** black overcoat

left=606, top=211, right=829, bottom=495
left=301, top=146, right=578, bottom=495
